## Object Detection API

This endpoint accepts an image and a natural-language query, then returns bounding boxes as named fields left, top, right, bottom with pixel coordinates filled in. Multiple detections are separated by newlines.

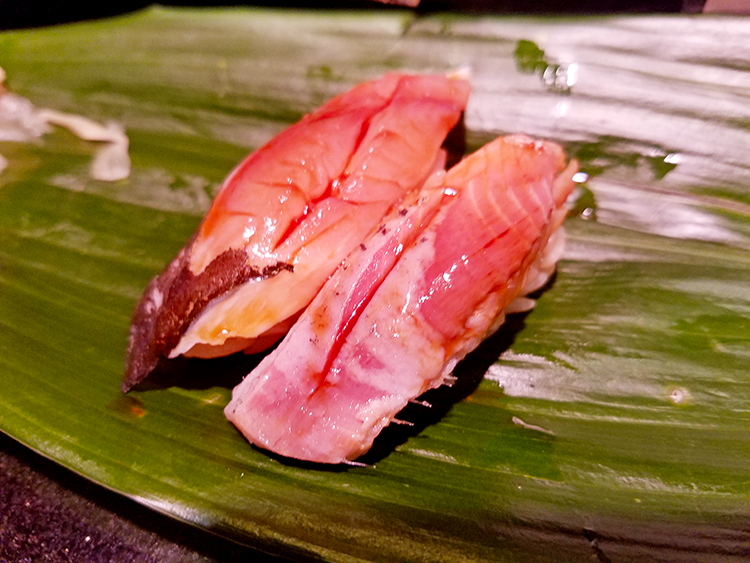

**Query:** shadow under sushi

left=355, top=308, right=533, bottom=467
left=128, top=350, right=267, bottom=392
left=238, top=309, right=532, bottom=473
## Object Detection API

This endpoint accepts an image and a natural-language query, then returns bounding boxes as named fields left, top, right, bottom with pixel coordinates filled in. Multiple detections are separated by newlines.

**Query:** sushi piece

left=123, top=73, right=470, bottom=391
left=224, top=134, right=578, bottom=464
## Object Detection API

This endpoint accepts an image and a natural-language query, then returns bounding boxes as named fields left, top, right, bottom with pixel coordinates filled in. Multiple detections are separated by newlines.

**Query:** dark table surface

left=0, top=432, right=289, bottom=562
left=0, top=0, right=704, bottom=30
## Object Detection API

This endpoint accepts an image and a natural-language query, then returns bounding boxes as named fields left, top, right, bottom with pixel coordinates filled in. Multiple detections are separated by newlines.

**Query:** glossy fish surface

left=224, top=134, right=578, bottom=464
left=123, top=73, right=470, bottom=391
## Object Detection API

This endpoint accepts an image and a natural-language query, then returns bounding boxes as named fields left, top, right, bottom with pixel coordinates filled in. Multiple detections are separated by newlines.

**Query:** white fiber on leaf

left=89, top=123, right=131, bottom=182
left=0, top=67, right=130, bottom=182
left=0, top=92, right=50, bottom=141
left=37, top=109, right=127, bottom=144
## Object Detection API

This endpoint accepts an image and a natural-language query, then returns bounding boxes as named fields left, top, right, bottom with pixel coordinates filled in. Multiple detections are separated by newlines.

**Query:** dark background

left=0, top=0, right=699, bottom=30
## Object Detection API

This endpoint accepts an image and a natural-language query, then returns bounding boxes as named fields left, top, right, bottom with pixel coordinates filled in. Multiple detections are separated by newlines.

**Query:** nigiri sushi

left=225, top=134, right=578, bottom=464
left=123, top=73, right=470, bottom=391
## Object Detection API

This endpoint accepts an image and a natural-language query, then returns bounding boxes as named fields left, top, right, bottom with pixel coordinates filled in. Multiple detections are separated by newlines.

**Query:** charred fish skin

left=122, top=73, right=470, bottom=391
left=122, top=241, right=293, bottom=392
left=225, top=135, right=577, bottom=464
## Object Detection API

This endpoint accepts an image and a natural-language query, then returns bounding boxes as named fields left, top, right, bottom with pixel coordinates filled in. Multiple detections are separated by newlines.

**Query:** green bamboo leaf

left=1, top=7, right=749, bottom=562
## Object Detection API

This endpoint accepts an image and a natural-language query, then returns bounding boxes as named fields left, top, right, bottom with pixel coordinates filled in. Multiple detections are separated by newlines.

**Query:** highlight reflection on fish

left=225, top=135, right=577, bottom=464
left=123, top=73, right=470, bottom=391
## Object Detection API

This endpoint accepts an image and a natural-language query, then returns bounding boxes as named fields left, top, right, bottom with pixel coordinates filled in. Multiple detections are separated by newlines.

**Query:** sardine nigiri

left=123, top=73, right=470, bottom=391
left=224, top=134, right=577, bottom=463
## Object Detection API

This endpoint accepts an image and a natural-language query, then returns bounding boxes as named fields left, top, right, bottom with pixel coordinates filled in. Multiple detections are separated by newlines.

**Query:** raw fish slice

left=225, top=134, right=577, bottom=463
left=123, top=73, right=469, bottom=391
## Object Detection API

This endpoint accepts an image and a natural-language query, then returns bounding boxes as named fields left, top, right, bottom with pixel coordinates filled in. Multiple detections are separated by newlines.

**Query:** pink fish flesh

left=123, top=73, right=470, bottom=391
left=224, top=134, right=578, bottom=463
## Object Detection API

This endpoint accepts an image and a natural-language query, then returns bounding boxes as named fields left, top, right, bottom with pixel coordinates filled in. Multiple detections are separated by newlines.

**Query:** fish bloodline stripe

left=270, top=81, right=399, bottom=250
left=313, top=192, right=449, bottom=386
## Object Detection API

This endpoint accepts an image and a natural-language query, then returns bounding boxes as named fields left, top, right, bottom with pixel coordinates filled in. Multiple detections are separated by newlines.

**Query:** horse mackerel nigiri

left=123, top=73, right=470, bottom=391
left=225, top=134, right=578, bottom=464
